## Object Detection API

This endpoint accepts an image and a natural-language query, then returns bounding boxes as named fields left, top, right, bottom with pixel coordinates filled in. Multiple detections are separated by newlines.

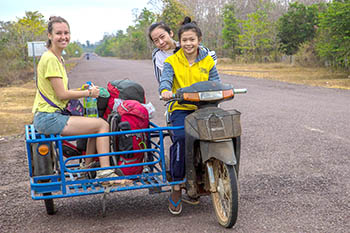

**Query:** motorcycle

left=164, top=81, right=246, bottom=228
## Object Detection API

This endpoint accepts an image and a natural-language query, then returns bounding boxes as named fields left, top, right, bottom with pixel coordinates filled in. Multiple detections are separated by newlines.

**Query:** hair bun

left=182, top=16, right=192, bottom=25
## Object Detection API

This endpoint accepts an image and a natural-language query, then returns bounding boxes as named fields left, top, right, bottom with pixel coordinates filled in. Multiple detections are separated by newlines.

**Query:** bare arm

left=49, top=77, right=99, bottom=100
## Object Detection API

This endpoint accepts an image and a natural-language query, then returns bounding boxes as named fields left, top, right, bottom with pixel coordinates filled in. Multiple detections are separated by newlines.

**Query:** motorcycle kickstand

left=102, top=187, right=111, bottom=217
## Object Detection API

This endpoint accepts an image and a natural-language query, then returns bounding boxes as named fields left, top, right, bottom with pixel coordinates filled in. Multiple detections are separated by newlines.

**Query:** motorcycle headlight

left=183, top=89, right=234, bottom=101
left=199, top=91, right=223, bottom=100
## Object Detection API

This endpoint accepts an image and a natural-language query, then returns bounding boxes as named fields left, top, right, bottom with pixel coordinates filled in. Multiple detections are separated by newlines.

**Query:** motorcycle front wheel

left=211, top=159, right=239, bottom=228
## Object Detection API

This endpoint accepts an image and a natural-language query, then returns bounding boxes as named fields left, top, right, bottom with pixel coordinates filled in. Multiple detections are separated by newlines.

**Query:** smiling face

left=179, top=30, right=201, bottom=57
left=48, top=22, right=70, bottom=50
left=150, top=27, right=176, bottom=51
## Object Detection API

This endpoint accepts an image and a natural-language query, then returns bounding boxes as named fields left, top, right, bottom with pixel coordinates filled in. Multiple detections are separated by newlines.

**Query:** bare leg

left=84, top=137, right=96, bottom=165
left=61, top=116, right=132, bottom=184
left=61, top=116, right=111, bottom=167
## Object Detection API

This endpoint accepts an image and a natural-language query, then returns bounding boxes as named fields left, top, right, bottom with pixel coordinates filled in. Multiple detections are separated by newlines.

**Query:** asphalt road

left=0, top=55, right=349, bottom=233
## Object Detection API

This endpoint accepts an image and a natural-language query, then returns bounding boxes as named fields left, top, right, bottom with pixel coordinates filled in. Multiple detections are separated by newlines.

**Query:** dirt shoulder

left=217, top=61, right=350, bottom=90
left=0, top=59, right=79, bottom=138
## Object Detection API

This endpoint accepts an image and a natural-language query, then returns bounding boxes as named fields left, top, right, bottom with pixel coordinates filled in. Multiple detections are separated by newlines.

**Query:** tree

left=15, top=11, right=47, bottom=61
left=222, top=3, right=240, bottom=58
left=64, top=42, right=83, bottom=57
left=95, top=8, right=156, bottom=59
left=316, top=0, right=350, bottom=69
left=277, top=2, right=320, bottom=55
left=0, top=11, right=47, bottom=85
left=159, top=0, right=191, bottom=40
left=238, top=9, right=274, bottom=62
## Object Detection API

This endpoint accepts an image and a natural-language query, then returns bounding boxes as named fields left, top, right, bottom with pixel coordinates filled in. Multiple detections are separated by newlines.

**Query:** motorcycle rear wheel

left=211, top=159, right=239, bottom=228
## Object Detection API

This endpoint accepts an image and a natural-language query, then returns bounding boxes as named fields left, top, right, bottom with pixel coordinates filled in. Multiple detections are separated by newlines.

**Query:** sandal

left=168, top=189, right=182, bottom=215
left=182, top=195, right=200, bottom=205
left=96, top=169, right=133, bottom=187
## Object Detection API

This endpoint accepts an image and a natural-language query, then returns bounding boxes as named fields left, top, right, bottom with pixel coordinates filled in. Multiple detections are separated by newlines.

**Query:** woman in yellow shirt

left=159, top=17, right=220, bottom=215
left=32, top=16, right=127, bottom=184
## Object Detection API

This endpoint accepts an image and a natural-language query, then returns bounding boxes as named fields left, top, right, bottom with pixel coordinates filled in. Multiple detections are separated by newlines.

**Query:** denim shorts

left=33, top=112, right=70, bottom=135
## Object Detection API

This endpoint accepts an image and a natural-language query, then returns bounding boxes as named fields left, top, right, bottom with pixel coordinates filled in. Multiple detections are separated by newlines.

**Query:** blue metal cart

left=24, top=122, right=185, bottom=215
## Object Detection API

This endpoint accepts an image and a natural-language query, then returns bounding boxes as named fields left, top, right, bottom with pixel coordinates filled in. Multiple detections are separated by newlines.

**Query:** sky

left=0, top=0, right=153, bottom=44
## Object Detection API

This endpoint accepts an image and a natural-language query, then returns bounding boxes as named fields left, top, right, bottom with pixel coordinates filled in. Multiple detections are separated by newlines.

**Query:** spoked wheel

left=211, top=159, right=239, bottom=228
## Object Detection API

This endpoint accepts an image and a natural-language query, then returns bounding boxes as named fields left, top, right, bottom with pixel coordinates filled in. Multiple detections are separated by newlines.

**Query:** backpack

left=103, top=79, right=145, bottom=120
left=108, top=100, right=149, bottom=176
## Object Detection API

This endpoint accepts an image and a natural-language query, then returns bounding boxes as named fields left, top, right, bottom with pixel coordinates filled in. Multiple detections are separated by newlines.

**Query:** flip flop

left=102, top=178, right=133, bottom=187
left=182, top=196, right=200, bottom=205
left=168, top=190, right=182, bottom=215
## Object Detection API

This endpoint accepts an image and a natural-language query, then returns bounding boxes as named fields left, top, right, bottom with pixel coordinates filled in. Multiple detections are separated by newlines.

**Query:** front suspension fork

left=206, top=161, right=217, bottom=192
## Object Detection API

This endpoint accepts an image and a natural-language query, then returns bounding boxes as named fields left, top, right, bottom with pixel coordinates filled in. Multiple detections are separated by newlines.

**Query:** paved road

left=0, top=55, right=349, bottom=232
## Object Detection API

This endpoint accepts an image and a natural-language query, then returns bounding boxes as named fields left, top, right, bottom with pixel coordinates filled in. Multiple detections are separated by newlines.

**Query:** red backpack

left=103, top=80, right=145, bottom=120
left=108, top=100, right=149, bottom=175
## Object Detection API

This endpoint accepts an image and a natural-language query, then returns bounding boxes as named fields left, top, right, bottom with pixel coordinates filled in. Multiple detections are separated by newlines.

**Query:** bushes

left=316, top=1, right=350, bottom=70
left=294, top=41, right=321, bottom=67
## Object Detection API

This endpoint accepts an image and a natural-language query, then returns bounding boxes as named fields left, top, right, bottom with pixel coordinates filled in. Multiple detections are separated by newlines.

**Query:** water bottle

left=84, top=82, right=98, bottom=118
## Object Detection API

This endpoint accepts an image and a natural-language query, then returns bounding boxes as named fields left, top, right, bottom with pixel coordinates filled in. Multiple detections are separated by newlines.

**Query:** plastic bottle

left=84, top=82, right=98, bottom=118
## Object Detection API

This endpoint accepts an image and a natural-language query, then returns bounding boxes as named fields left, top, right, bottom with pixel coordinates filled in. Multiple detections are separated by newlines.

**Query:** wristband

left=88, top=89, right=92, bottom=97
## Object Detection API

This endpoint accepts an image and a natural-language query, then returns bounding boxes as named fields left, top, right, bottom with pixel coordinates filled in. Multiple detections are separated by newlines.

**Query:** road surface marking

left=304, top=125, right=350, bottom=143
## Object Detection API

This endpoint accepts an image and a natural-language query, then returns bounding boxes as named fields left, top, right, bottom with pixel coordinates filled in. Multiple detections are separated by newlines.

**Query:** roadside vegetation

left=0, top=62, right=77, bottom=138
left=0, top=11, right=84, bottom=87
left=95, top=0, right=350, bottom=71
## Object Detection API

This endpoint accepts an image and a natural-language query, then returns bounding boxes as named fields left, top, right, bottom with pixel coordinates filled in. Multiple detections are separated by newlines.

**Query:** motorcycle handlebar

left=159, top=88, right=247, bottom=101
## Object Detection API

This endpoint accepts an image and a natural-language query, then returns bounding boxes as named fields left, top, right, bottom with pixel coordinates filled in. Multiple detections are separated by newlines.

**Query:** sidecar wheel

left=43, top=193, right=56, bottom=215
left=211, top=159, right=239, bottom=228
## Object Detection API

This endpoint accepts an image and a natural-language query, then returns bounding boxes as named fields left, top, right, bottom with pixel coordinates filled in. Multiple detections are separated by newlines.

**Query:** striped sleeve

left=209, top=65, right=220, bottom=82
left=152, top=48, right=162, bottom=84
left=159, top=62, right=174, bottom=94
left=201, top=46, right=217, bottom=65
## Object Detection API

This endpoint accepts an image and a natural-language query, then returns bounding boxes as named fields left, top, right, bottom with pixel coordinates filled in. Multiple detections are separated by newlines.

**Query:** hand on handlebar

left=161, top=91, right=173, bottom=101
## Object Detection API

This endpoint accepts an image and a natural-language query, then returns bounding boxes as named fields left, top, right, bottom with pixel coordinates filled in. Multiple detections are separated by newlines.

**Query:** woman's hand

left=161, top=90, right=173, bottom=100
left=89, top=85, right=100, bottom=98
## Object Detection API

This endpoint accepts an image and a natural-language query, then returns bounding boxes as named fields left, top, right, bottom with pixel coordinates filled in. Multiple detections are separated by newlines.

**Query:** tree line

left=96, top=0, right=349, bottom=70
left=0, top=11, right=83, bottom=86
left=1, top=0, right=349, bottom=86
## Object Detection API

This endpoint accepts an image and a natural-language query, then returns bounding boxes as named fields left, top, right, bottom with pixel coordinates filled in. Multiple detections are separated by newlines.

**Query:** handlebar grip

left=233, top=88, right=247, bottom=94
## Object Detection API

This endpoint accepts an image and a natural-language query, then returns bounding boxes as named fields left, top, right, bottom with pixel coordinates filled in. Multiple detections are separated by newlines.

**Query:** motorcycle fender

left=200, top=140, right=236, bottom=165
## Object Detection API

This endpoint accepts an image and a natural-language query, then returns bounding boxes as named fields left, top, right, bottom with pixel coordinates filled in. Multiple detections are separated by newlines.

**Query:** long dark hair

left=47, top=16, right=70, bottom=48
left=178, top=16, right=202, bottom=41
left=148, top=21, right=172, bottom=41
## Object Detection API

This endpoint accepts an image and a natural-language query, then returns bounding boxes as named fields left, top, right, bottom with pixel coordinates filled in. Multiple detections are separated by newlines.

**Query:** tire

left=43, top=193, right=56, bottom=215
left=211, top=159, right=239, bottom=228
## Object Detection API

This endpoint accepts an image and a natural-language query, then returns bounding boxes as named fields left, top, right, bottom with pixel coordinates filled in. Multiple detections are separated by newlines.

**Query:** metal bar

left=31, top=178, right=187, bottom=200
left=24, top=125, right=184, bottom=143
left=56, top=140, right=67, bottom=194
